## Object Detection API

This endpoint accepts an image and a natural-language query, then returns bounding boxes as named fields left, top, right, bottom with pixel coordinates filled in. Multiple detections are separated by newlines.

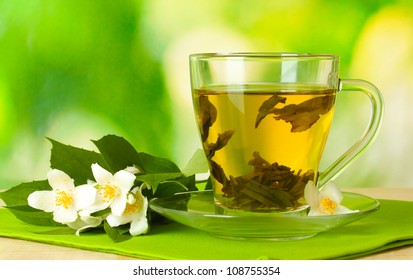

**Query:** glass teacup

left=189, top=53, right=383, bottom=214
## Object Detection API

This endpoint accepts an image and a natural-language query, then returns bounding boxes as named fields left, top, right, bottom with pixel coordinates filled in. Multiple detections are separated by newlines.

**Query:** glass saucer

left=149, top=190, right=380, bottom=241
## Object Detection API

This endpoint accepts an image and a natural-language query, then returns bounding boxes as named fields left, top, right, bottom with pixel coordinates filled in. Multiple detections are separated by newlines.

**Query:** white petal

left=319, top=181, right=343, bottom=203
left=132, top=187, right=148, bottom=216
left=308, top=209, right=326, bottom=216
left=67, top=215, right=103, bottom=235
left=91, top=163, right=113, bottom=184
left=130, top=216, right=149, bottom=236
left=66, top=217, right=86, bottom=230
left=130, top=190, right=149, bottom=236
left=28, top=191, right=56, bottom=212
left=304, top=181, right=319, bottom=208
left=83, top=196, right=110, bottom=213
left=136, top=187, right=148, bottom=214
left=73, top=184, right=97, bottom=210
left=81, top=214, right=103, bottom=225
left=334, top=205, right=359, bottom=215
left=81, top=199, right=110, bottom=215
left=127, top=193, right=137, bottom=204
left=106, top=213, right=131, bottom=227
left=141, top=192, right=148, bottom=213
left=87, top=179, right=97, bottom=185
left=110, top=194, right=127, bottom=216
left=124, top=166, right=140, bottom=174
left=47, top=169, right=74, bottom=191
left=76, top=221, right=102, bottom=236
left=114, top=170, right=136, bottom=192
left=53, top=206, right=78, bottom=224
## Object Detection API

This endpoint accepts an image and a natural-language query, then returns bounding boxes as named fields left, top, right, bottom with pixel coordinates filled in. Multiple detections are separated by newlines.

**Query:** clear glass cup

left=189, top=53, right=383, bottom=214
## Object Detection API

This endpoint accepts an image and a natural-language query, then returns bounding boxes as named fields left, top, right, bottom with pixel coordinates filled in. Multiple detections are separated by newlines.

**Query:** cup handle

left=317, top=79, right=384, bottom=188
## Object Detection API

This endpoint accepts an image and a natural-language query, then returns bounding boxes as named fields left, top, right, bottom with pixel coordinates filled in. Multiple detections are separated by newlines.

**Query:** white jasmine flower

left=28, top=169, right=96, bottom=224
left=106, top=186, right=149, bottom=236
left=88, top=163, right=136, bottom=216
left=304, top=181, right=358, bottom=216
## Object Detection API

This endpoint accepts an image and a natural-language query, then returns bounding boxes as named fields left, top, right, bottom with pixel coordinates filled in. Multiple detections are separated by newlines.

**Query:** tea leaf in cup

left=199, top=95, right=217, bottom=142
left=206, top=130, right=235, bottom=159
left=210, top=160, right=231, bottom=192
left=272, top=95, right=335, bottom=132
left=255, top=95, right=286, bottom=128
left=255, top=94, right=334, bottom=132
left=219, top=152, right=315, bottom=211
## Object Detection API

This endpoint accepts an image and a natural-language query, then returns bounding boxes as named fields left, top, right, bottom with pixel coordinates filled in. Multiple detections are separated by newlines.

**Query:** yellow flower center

left=122, top=193, right=142, bottom=215
left=98, top=183, right=119, bottom=203
left=55, top=190, right=73, bottom=209
left=319, top=196, right=337, bottom=215
left=123, top=193, right=141, bottom=215
left=124, top=202, right=140, bottom=215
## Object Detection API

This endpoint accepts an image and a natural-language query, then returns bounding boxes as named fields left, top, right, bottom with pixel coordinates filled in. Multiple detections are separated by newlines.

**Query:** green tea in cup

left=190, top=53, right=383, bottom=214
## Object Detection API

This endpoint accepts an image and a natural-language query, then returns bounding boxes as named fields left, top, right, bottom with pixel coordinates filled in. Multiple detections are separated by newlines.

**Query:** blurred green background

left=1, top=0, right=412, bottom=189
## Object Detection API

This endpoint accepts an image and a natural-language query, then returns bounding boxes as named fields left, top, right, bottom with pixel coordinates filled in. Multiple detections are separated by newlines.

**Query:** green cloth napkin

left=1, top=199, right=413, bottom=260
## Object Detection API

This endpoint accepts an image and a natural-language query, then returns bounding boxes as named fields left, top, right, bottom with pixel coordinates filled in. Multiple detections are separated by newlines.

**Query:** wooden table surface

left=1, top=188, right=413, bottom=260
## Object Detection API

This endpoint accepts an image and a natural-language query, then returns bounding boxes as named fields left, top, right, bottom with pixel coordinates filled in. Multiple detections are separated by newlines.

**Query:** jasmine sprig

left=0, top=135, right=208, bottom=242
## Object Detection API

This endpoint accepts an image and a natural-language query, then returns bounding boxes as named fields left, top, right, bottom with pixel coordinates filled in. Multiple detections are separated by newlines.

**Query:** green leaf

left=0, top=180, right=51, bottom=206
left=136, top=172, right=183, bottom=194
left=138, top=152, right=181, bottom=173
left=0, top=181, right=61, bottom=226
left=176, top=174, right=198, bottom=192
left=48, top=138, right=109, bottom=185
left=181, top=149, right=209, bottom=177
left=205, top=177, right=213, bottom=190
left=154, top=181, right=189, bottom=198
left=5, top=205, right=61, bottom=226
left=92, top=134, right=143, bottom=173
left=103, top=221, right=132, bottom=242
